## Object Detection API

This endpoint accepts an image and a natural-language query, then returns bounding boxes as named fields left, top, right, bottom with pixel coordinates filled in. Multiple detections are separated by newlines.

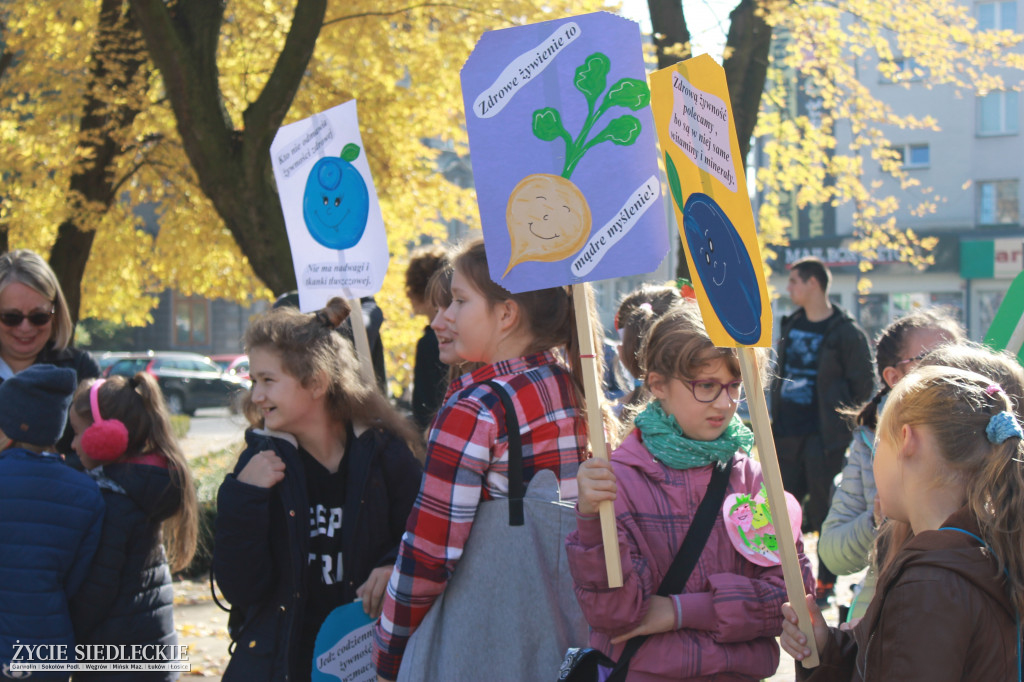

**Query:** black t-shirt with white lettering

left=774, top=312, right=834, bottom=436
left=297, top=442, right=349, bottom=681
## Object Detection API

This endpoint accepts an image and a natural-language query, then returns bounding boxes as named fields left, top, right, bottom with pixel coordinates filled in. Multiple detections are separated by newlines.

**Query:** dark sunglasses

left=0, top=310, right=54, bottom=327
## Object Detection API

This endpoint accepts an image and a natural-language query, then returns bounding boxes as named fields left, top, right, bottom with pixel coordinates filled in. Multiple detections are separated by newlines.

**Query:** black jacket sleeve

left=212, top=440, right=280, bottom=607
left=411, top=328, right=446, bottom=431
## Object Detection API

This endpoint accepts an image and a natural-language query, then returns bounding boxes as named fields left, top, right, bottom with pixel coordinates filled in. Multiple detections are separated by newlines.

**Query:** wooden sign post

left=462, top=12, right=672, bottom=588
left=346, top=300, right=377, bottom=389
left=650, top=54, right=819, bottom=667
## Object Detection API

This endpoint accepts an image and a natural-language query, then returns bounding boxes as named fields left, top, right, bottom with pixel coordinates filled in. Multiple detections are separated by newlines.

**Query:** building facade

left=762, top=0, right=1022, bottom=344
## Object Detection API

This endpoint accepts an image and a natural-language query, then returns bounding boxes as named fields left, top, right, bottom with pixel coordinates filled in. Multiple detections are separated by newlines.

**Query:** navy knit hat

left=0, top=364, right=77, bottom=447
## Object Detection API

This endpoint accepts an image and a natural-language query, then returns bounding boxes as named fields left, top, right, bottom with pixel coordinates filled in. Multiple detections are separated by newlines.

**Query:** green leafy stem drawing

left=532, top=52, right=651, bottom=179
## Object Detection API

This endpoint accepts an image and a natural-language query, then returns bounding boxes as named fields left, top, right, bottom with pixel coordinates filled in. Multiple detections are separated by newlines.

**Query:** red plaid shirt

left=373, top=351, right=587, bottom=679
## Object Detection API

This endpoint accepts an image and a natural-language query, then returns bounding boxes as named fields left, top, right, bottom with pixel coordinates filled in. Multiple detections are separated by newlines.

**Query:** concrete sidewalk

left=174, top=579, right=232, bottom=678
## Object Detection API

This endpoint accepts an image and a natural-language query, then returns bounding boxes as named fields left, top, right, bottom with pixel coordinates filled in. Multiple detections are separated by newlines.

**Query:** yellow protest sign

left=651, top=54, right=819, bottom=668
left=649, top=54, right=771, bottom=347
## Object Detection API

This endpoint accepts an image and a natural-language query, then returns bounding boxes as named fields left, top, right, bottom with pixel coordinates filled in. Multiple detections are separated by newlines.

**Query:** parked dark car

left=95, top=351, right=136, bottom=374
left=103, top=351, right=251, bottom=415
left=210, top=353, right=249, bottom=380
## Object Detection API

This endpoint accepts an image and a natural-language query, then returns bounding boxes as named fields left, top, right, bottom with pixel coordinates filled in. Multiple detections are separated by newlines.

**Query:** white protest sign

left=270, top=101, right=388, bottom=312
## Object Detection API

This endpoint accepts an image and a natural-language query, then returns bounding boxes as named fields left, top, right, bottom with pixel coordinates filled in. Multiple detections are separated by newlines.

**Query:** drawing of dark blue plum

left=681, top=192, right=762, bottom=344
left=302, top=143, right=369, bottom=250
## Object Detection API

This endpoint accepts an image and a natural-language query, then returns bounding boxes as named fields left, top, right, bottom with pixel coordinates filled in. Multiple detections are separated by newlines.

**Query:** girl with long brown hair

left=783, top=364, right=1024, bottom=680
left=374, top=238, right=599, bottom=681
left=67, top=371, right=199, bottom=681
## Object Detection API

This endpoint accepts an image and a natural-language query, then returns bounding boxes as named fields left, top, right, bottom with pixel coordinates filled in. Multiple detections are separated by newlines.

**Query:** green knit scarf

left=634, top=400, right=754, bottom=470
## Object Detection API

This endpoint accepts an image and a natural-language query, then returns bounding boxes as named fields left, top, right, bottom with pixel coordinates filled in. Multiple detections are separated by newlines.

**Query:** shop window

left=891, top=292, right=965, bottom=325
left=929, top=292, right=966, bottom=324
left=174, top=295, right=209, bottom=347
left=978, top=91, right=1019, bottom=136
left=977, top=0, right=1017, bottom=30
left=978, top=179, right=1020, bottom=225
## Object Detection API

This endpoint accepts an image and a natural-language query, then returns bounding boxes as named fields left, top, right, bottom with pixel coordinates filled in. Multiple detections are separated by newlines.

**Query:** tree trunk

left=722, top=0, right=772, bottom=162
left=128, top=0, right=328, bottom=297
left=49, top=0, right=148, bottom=325
left=646, top=0, right=691, bottom=69
left=652, top=0, right=772, bottom=281
left=647, top=0, right=692, bottom=280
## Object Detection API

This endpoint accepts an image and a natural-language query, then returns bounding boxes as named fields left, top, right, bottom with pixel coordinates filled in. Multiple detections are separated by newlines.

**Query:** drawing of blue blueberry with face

left=681, top=192, right=761, bottom=344
left=302, top=143, right=369, bottom=250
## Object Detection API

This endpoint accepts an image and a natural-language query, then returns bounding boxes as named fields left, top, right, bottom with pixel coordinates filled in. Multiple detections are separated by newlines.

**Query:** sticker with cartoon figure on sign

left=723, top=483, right=802, bottom=566
left=461, top=12, right=668, bottom=293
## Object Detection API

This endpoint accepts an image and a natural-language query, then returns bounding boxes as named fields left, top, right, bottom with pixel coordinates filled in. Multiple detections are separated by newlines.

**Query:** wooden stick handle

left=738, top=347, right=819, bottom=668
left=347, top=298, right=378, bottom=391
left=571, top=283, right=623, bottom=588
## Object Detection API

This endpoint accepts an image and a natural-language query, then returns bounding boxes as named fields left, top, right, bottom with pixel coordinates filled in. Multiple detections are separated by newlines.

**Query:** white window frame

left=978, top=90, right=1020, bottom=136
left=977, top=0, right=1017, bottom=30
left=891, top=143, right=930, bottom=168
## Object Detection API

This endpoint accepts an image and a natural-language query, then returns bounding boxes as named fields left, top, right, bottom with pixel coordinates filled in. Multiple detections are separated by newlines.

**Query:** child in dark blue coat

left=0, top=364, right=104, bottom=680
left=214, top=299, right=423, bottom=682
left=66, top=372, right=198, bottom=681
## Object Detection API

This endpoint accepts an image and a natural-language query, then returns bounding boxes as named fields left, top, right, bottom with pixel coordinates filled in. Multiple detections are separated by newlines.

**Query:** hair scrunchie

left=986, top=411, right=1024, bottom=444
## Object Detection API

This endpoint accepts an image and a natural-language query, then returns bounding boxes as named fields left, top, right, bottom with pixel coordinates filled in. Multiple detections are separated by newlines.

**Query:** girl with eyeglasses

left=818, top=307, right=964, bottom=622
left=566, top=302, right=815, bottom=681
left=0, top=249, right=101, bottom=456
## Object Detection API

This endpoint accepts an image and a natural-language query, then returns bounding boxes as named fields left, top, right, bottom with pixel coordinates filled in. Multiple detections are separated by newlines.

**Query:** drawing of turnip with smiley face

left=503, top=53, right=650, bottom=276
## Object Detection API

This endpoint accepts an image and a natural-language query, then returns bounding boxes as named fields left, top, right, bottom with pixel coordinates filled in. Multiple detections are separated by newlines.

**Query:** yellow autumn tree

left=754, top=0, right=1023, bottom=288
left=1, top=0, right=610, bottom=397
left=645, top=0, right=1023, bottom=290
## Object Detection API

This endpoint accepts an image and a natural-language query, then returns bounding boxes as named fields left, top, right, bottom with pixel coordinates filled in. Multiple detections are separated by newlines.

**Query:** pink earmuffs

left=80, top=379, right=129, bottom=463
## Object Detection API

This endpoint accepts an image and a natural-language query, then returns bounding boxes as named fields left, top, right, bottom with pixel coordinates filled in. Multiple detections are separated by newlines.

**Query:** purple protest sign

left=461, top=12, right=667, bottom=293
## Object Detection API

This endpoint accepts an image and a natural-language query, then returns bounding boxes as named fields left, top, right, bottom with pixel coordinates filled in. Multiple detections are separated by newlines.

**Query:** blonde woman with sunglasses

left=0, top=249, right=100, bottom=455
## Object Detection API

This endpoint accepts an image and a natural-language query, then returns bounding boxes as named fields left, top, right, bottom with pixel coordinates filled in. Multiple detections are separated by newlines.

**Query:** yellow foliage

left=755, top=0, right=1022, bottom=276
left=0, top=0, right=605, bottom=396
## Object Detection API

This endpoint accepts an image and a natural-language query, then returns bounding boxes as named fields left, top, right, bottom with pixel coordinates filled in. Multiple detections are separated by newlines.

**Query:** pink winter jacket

left=566, top=430, right=815, bottom=681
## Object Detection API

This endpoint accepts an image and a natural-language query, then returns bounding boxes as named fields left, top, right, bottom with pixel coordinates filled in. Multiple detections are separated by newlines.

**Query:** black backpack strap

left=606, top=457, right=734, bottom=682
left=483, top=380, right=525, bottom=526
